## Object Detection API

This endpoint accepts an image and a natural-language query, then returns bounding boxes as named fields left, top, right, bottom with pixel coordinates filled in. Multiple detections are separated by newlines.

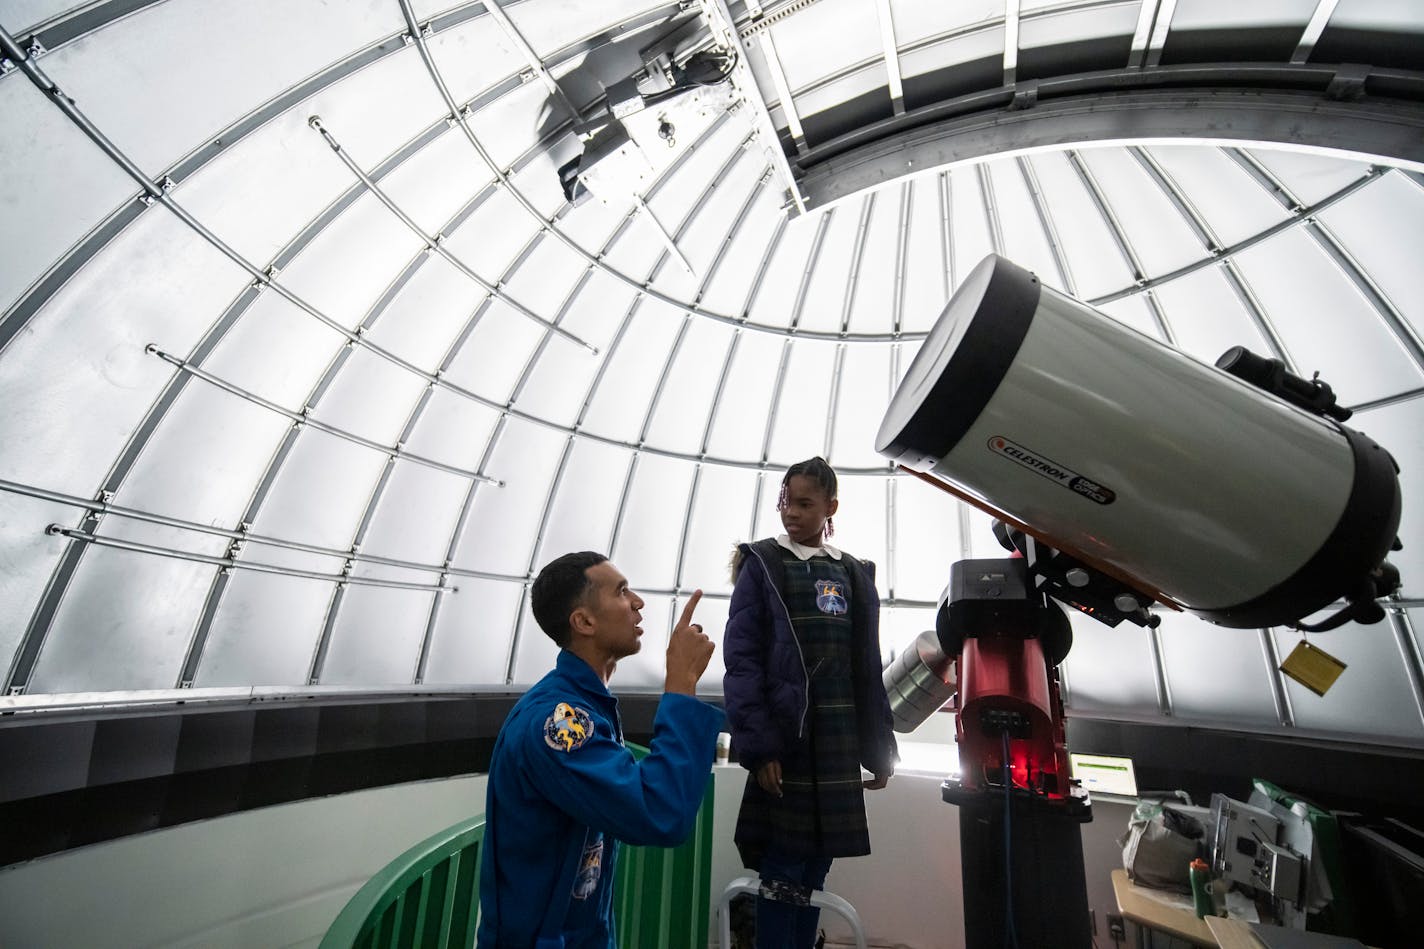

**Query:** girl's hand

left=862, top=768, right=892, bottom=790
left=756, top=760, right=783, bottom=797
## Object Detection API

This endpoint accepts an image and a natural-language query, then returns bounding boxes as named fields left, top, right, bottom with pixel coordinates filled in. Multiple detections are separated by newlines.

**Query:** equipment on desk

left=1209, top=790, right=1331, bottom=930
left=874, top=253, right=1407, bottom=949
left=1120, top=798, right=1210, bottom=893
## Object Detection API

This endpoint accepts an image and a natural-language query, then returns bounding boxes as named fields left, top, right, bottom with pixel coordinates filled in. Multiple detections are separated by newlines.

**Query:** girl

left=723, top=457, right=897, bottom=949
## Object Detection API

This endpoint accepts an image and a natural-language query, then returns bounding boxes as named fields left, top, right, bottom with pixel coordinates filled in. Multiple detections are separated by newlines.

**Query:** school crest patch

left=544, top=702, right=593, bottom=752
left=815, top=579, right=848, bottom=615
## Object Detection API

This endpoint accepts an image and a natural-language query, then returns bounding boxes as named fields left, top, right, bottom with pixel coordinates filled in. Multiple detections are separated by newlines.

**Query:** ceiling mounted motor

left=876, top=254, right=1403, bottom=631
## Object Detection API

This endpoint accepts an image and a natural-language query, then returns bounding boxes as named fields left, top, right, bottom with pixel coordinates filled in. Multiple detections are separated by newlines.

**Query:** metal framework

left=872, top=0, right=905, bottom=116
left=1002, top=0, right=1021, bottom=88
left=480, top=0, right=582, bottom=121
left=0, top=2, right=679, bottom=356
left=1127, top=146, right=1298, bottom=368
left=1223, top=149, right=1424, bottom=374
left=700, top=0, right=809, bottom=213
left=1293, top=0, right=1340, bottom=65
left=1, top=1, right=1421, bottom=742
left=1065, top=150, right=1177, bottom=344
left=795, top=74, right=1424, bottom=210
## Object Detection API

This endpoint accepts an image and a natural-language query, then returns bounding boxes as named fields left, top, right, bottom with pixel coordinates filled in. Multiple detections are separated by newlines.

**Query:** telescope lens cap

left=876, top=254, right=1040, bottom=468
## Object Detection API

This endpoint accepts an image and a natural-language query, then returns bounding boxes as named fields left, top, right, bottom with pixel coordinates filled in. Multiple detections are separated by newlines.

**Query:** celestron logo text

left=987, top=437, right=1116, bottom=505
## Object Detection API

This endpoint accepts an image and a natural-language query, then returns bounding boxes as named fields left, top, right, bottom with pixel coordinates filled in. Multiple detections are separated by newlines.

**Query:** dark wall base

left=0, top=692, right=672, bottom=867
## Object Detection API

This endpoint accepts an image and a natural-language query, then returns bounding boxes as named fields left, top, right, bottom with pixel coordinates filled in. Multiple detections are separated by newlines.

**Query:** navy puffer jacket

left=721, top=538, right=897, bottom=776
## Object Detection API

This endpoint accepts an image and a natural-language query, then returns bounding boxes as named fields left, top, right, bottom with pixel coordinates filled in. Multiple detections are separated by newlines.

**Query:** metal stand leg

left=716, top=875, right=868, bottom=949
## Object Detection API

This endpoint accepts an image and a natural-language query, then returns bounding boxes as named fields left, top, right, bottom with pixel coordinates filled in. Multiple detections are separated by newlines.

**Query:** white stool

left=716, top=875, right=867, bottom=949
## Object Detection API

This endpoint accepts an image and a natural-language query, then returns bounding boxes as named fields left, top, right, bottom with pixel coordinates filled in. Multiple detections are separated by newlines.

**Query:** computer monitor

left=1069, top=751, right=1139, bottom=797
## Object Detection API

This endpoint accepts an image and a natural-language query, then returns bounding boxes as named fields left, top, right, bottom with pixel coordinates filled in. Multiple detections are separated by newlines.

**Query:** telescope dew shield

left=882, top=629, right=957, bottom=734
left=877, top=254, right=1403, bottom=629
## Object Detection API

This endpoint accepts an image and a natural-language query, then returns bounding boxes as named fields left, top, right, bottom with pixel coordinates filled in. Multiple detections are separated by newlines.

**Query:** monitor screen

left=1069, top=751, right=1138, bottom=797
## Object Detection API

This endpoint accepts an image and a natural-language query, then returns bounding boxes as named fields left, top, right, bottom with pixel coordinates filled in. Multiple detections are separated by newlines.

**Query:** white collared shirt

left=776, top=533, right=842, bottom=561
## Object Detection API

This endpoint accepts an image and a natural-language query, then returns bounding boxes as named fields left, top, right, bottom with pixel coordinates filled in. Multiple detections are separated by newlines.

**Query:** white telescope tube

left=877, top=254, right=1402, bottom=628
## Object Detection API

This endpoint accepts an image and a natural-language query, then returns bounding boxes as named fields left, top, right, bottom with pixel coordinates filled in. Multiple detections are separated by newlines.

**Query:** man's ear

left=568, top=604, right=596, bottom=639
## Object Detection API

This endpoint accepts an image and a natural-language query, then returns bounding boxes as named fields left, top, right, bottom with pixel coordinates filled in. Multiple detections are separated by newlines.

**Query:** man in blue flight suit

left=476, top=551, right=724, bottom=948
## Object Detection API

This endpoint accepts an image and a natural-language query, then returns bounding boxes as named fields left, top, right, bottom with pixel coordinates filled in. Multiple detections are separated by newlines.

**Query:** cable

left=1002, top=729, right=1020, bottom=949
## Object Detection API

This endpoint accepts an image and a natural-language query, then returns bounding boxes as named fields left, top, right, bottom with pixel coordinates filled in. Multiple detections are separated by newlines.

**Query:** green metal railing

left=320, top=742, right=715, bottom=949
left=319, top=814, right=485, bottom=949
left=614, top=744, right=717, bottom=948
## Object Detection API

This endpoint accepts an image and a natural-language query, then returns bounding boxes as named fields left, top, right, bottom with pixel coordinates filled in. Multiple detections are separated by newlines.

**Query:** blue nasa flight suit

left=476, top=650, right=724, bottom=948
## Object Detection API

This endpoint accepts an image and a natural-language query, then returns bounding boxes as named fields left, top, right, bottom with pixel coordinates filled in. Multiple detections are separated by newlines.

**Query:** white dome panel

left=899, top=178, right=954, bottom=334
left=1017, top=152, right=1137, bottom=300
left=679, top=464, right=760, bottom=596
left=422, top=576, right=525, bottom=685
left=319, top=582, right=438, bottom=686
left=1236, top=228, right=1424, bottom=403
left=0, top=493, right=73, bottom=669
left=1317, top=171, right=1424, bottom=346
left=829, top=343, right=893, bottom=471
left=843, top=192, right=902, bottom=336
left=195, top=571, right=333, bottom=687
left=275, top=193, right=428, bottom=328
left=440, top=301, right=548, bottom=404
left=28, top=544, right=213, bottom=692
left=358, top=461, right=472, bottom=567
left=1145, top=146, right=1291, bottom=248
left=248, top=430, right=390, bottom=553
left=891, top=475, right=968, bottom=594
left=765, top=337, right=838, bottom=461
left=536, top=439, right=631, bottom=566
left=644, top=319, right=737, bottom=454
left=307, top=346, right=431, bottom=447
left=0, top=77, right=135, bottom=315
left=702, top=332, right=781, bottom=459
left=1060, top=611, right=1163, bottom=718
left=984, top=162, right=1064, bottom=296
left=1273, top=620, right=1424, bottom=744
left=361, top=255, right=491, bottom=370
left=0, top=208, right=248, bottom=495
left=1156, top=609, right=1282, bottom=726
left=108, top=379, right=290, bottom=526
left=450, top=417, right=564, bottom=575
left=403, top=388, right=502, bottom=474
left=378, top=130, right=500, bottom=238
left=39, top=0, right=405, bottom=174
left=611, top=453, right=693, bottom=588
left=1152, top=267, right=1273, bottom=366
left=580, top=300, right=685, bottom=442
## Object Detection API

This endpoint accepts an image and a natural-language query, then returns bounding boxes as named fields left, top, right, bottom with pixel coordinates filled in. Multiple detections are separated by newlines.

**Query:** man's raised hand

left=664, top=589, right=714, bottom=695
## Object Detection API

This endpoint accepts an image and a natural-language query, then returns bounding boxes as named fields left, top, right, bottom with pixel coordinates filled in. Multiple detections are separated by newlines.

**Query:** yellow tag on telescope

left=1280, top=640, right=1347, bottom=697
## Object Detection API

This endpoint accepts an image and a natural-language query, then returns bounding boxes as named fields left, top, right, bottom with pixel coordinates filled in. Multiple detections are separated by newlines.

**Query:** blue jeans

left=756, top=850, right=833, bottom=949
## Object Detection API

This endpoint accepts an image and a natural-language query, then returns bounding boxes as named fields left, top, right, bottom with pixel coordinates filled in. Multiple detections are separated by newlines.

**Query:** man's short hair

left=531, top=551, right=609, bottom=648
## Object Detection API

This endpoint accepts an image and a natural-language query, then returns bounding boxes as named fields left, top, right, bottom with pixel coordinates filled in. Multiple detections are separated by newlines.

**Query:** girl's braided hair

left=778, top=457, right=838, bottom=537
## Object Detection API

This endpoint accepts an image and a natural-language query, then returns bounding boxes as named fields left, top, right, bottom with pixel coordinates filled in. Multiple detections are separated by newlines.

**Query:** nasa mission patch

left=544, top=701, right=593, bottom=752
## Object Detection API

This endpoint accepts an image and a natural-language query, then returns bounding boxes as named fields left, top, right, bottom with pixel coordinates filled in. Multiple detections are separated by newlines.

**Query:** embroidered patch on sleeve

left=572, top=836, right=604, bottom=899
left=815, top=579, right=848, bottom=615
left=544, top=702, right=593, bottom=752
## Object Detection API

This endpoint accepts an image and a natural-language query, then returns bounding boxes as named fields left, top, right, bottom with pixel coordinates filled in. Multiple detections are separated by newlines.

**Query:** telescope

left=877, top=254, right=1404, bottom=949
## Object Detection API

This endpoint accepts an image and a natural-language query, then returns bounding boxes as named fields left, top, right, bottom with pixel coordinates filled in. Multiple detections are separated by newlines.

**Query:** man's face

left=580, top=561, right=646, bottom=659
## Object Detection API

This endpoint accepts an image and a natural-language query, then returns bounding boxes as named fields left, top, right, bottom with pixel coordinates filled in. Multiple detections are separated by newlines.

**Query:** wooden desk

left=1112, top=872, right=1377, bottom=949
left=1205, top=917, right=1376, bottom=949
left=1112, top=869, right=1217, bottom=947
left=1204, top=918, right=1260, bottom=949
